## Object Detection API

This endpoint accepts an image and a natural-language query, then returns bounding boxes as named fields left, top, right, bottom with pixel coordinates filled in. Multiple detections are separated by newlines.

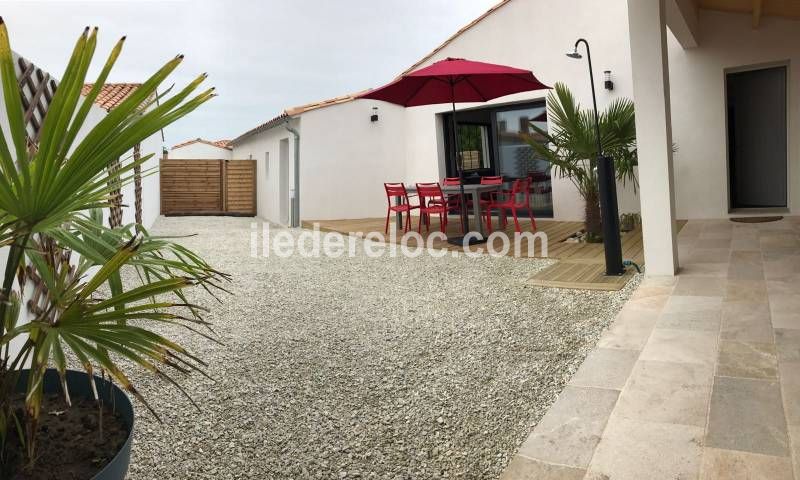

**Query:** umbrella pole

left=451, top=100, right=470, bottom=236
left=446, top=80, right=485, bottom=247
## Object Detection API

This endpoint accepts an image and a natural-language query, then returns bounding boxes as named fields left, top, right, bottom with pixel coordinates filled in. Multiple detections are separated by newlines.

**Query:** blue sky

left=2, top=0, right=497, bottom=146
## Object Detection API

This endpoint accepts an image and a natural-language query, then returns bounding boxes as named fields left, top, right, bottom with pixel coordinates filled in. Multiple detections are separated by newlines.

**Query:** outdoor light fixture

left=566, top=38, right=624, bottom=276
left=370, top=106, right=379, bottom=122
left=604, top=70, right=614, bottom=90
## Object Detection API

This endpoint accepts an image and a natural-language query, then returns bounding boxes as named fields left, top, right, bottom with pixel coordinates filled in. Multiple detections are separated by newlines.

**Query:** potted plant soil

left=7, top=370, right=135, bottom=480
left=0, top=20, right=227, bottom=479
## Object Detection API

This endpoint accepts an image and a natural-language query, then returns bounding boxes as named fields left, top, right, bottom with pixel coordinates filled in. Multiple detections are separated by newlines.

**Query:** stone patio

left=502, top=217, right=800, bottom=480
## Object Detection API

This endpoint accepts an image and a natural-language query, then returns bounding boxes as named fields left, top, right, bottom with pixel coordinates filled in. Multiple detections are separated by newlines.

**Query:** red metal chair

left=384, top=183, right=418, bottom=233
left=485, top=178, right=536, bottom=233
left=474, top=175, right=504, bottom=221
left=480, top=176, right=503, bottom=202
left=465, top=175, right=503, bottom=207
left=439, top=177, right=463, bottom=213
left=415, top=182, right=449, bottom=233
left=524, top=175, right=539, bottom=230
left=481, top=175, right=504, bottom=184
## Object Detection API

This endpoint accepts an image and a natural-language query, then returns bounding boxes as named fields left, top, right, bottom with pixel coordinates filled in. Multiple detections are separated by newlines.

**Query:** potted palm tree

left=0, top=20, right=227, bottom=479
left=525, top=82, right=638, bottom=242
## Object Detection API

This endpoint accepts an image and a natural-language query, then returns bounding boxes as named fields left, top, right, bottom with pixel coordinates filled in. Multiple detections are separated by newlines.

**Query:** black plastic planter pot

left=15, top=369, right=134, bottom=480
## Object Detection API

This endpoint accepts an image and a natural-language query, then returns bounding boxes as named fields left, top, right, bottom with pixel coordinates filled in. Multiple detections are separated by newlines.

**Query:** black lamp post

left=566, top=38, right=624, bottom=276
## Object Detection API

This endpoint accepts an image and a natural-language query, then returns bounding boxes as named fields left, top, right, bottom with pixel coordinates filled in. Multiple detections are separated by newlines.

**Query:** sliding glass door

left=444, top=101, right=553, bottom=217
left=495, top=104, right=553, bottom=217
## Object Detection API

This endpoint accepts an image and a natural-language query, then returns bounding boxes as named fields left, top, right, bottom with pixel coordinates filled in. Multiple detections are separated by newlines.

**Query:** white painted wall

left=170, top=141, right=232, bottom=160
left=232, top=118, right=299, bottom=224
left=297, top=100, right=407, bottom=221
left=416, top=1, right=800, bottom=221
left=233, top=100, right=408, bottom=224
left=667, top=9, right=800, bottom=219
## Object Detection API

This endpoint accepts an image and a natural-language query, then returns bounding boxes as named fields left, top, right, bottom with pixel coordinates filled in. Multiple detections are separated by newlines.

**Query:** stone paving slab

left=568, top=348, right=640, bottom=390
left=706, top=376, right=789, bottom=457
left=501, top=218, right=800, bottom=480
left=700, top=448, right=794, bottom=480
left=516, top=386, right=619, bottom=468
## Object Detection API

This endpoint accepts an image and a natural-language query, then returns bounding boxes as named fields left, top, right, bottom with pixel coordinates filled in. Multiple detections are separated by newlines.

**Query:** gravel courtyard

left=125, top=216, right=640, bottom=480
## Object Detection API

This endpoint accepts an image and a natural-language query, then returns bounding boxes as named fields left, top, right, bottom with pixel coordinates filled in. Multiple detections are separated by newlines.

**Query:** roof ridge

left=285, top=88, right=373, bottom=116
left=230, top=112, right=289, bottom=145
left=171, top=137, right=233, bottom=151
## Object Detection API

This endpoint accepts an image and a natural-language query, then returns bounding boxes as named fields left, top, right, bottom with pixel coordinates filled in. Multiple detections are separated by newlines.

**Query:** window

left=495, top=104, right=552, bottom=217
left=264, top=152, right=269, bottom=178
left=458, top=124, right=491, bottom=170
left=495, top=104, right=548, bottom=179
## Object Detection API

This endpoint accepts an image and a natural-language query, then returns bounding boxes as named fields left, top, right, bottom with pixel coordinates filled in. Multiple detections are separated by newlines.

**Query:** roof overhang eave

left=230, top=111, right=299, bottom=146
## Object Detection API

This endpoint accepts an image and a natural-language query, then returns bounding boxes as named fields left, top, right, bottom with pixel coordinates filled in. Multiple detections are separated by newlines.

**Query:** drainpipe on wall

left=285, top=120, right=300, bottom=228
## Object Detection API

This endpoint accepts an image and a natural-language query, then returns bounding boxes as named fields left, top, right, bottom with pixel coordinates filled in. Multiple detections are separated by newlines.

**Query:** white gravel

left=123, top=216, right=640, bottom=480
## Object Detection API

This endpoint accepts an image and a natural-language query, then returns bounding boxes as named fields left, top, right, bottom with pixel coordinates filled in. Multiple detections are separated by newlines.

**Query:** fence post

left=221, top=159, right=227, bottom=213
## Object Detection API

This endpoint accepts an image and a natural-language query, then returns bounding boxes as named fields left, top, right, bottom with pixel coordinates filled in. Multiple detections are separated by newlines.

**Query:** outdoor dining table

left=400, top=183, right=502, bottom=237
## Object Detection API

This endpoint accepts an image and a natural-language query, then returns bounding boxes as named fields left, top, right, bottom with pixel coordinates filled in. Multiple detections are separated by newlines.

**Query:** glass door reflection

left=495, top=105, right=553, bottom=217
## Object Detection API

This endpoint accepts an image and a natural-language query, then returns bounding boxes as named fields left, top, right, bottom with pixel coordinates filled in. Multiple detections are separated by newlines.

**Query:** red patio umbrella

left=359, top=57, right=549, bottom=243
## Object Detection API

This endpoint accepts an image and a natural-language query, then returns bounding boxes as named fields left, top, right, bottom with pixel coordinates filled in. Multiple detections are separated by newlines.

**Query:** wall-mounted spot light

left=604, top=70, right=614, bottom=91
left=370, top=106, right=379, bottom=122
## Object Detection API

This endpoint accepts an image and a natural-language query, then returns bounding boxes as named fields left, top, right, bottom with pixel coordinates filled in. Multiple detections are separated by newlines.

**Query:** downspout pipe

left=285, top=119, right=300, bottom=228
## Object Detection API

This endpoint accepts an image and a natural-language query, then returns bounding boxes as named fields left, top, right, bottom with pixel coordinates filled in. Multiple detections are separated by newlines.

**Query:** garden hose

left=623, top=259, right=642, bottom=273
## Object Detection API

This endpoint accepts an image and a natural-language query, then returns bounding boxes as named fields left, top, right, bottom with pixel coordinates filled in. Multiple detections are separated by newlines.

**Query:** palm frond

left=0, top=20, right=224, bottom=470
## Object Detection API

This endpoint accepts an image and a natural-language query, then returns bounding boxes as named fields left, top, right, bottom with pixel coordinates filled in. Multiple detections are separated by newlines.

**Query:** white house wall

left=233, top=100, right=408, bottom=224
left=667, top=9, right=800, bottom=219
left=297, top=101, right=407, bottom=221
left=170, top=142, right=233, bottom=160
left=232, top=118, right=300, bottom=224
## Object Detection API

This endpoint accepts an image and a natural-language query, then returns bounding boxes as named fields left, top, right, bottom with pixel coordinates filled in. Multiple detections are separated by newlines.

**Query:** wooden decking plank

left=529, top=260, right=635, bottom=291
left=306, top=217, right=648, bottom=290
left=550, top=262, right=588, bottom=282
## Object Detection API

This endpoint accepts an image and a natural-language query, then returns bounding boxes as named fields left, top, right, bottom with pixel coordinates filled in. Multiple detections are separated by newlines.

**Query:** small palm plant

left=0, top=19, right=228, bottom=475
left=525, top=82, right=637, bottom=242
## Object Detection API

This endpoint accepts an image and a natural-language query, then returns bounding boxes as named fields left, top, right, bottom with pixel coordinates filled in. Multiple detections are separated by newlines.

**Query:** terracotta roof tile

left=81, top=83, right=146, bottom=111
